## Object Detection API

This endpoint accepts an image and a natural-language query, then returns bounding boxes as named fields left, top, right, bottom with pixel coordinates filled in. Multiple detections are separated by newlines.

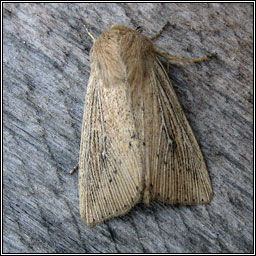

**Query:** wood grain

left=3, top=3, right=253, bottom=253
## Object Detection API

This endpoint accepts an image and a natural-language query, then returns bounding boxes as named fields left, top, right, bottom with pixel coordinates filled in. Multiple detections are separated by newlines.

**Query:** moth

left=71, top=22, right=214, bottom=227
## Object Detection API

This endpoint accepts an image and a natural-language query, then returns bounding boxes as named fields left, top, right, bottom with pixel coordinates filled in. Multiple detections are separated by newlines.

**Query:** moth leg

left=150, top=21, right=170, bottom=41
left=135, top=26, right=143, bottom=33
left=80, top=18, right=96, bottom=42
left=70, top=164, right=78, bottom=174
left=166, top=61, right=170, bottom=73
left=155, top=48, right=217, bottom=63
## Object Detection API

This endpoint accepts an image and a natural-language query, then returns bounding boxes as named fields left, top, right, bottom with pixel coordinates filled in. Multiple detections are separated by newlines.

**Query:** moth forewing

left=78, top=28, right=146, bottom=226
left=77, top=24, right=213, bottom=227
left=148, top=58, right=213, bottom=204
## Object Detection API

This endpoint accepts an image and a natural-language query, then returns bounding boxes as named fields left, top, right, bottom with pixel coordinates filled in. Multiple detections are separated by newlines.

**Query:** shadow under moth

left=71, top=22, right=214, bottom=227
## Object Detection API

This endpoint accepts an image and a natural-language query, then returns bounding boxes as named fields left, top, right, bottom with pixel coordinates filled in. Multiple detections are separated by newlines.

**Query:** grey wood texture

left=3, top=2, right=253, bottom=253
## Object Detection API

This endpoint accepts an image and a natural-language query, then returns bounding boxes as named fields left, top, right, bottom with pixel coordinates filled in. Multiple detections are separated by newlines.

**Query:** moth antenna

left=150, top=21, right=170, bottom=41
left=80, top=18, right=96, bottom=42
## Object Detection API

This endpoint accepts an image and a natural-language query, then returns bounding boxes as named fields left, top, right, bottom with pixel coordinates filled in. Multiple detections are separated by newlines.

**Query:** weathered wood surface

left=3, top=3, right=253, bottom=253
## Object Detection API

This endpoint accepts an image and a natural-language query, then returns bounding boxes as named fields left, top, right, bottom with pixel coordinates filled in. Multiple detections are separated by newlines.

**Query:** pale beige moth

left=71, top=22, right=214, bottom=227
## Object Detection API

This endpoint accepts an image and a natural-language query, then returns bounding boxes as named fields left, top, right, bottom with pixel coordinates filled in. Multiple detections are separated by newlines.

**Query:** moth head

left=90, top=24, right=155, bottom=86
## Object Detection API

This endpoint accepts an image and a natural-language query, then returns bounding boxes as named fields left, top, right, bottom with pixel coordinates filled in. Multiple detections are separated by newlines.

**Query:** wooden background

left=3, top=3, right=253, bottom=253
